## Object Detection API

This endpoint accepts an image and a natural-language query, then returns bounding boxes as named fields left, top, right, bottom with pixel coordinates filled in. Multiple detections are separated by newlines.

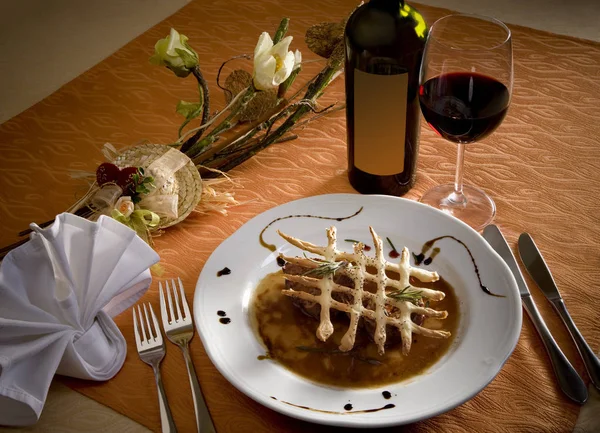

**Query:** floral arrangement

left=152, top=17, right=346, bottom=174
left=0, top=16, right=348, bottom=258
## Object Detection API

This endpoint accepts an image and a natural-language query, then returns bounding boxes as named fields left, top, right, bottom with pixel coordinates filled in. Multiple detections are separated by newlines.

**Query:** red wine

left=345, top=0, right=427, bottom=196
left=419, top=72, right=510, bottom=143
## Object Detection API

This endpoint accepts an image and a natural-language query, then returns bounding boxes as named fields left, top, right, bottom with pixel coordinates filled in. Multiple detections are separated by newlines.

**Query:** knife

left=482, top=225, right=588, bottom=404
left=518, top=233, right=600, bottom=391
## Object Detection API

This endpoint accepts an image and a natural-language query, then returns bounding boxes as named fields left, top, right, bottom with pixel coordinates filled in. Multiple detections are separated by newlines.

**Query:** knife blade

left=482, top=225, right=588, bottom=404
left=518, top=232, right=600, bottom=391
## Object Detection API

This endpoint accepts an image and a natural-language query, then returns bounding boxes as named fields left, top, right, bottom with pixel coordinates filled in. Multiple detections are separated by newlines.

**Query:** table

left=1, top=0, right=599, bottom=431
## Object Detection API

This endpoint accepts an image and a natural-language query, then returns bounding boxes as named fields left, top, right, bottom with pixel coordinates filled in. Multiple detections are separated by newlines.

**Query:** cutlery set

left=133, top=278, right=216, bottom=433
left=132, top=228, right=597, bottom=431
left=483, top=225, right=600, bottom=404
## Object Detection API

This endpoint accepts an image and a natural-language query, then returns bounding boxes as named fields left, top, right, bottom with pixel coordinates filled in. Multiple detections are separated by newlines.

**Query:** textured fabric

left=0, top=0, right=599, bottom=431
left=0, top=214, right=159, bottom=426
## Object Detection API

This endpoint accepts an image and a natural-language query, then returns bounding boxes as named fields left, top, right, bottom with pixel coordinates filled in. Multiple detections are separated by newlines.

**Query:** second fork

left=159, top=279, right=216, bottom=433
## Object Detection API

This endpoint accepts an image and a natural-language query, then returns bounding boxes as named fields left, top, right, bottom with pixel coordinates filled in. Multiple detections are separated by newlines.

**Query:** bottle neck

left=371, top=0, right=405, bottom=5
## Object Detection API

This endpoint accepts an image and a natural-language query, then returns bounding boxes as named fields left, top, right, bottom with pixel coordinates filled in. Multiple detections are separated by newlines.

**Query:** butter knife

left=482, top=225, right=588, bottom=404
left=518, top=233, right=600, bottom=391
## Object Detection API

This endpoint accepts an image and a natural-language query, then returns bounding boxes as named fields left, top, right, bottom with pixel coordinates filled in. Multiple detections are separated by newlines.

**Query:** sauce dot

left=344, top=404, right=353, bottom=411
left=217, top=310, right=227, bottom=317
left=382, top=391, right=391, bottom=399
left=217, top=267, right=231, bottom=277
left=413, top=253, right=425, bottom=265
left=219, top=318, right=231, bottom=324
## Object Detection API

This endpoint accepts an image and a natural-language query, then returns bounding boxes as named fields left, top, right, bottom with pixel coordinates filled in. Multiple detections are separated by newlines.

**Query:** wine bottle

left=345, top=0, right=427, bottom=196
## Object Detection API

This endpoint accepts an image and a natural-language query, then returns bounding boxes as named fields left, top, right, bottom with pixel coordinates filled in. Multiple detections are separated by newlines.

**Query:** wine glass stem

left=450, top=142, right=467, bottom=205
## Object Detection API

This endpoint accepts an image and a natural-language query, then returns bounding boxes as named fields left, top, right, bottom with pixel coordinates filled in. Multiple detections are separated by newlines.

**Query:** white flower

left=253, top=32, right=296, bottom=90
left=149, top=28, right=199, bottom=77
left=115, top=196, right=134, bottom=218
left=293, top=49, right=302, bottom=71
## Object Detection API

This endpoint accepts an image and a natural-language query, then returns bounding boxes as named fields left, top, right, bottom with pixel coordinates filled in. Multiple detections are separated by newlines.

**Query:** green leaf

left=278, top=66, right=301, bottom=97
left=175, top=48, right=198, bottom=69
left=176, top=100, right=204, bottom=137
left=273, top=17, right=290, bottom=44
left=176, top=100, right=203, bottom=118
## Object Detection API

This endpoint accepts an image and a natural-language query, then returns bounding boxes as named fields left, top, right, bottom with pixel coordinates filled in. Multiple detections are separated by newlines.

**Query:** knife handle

left=521, top=295, right=588, bottom=404
left=551, top=299, right=600, bottom=391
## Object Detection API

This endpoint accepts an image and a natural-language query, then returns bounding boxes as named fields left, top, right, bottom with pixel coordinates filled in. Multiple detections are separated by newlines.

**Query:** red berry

left=118, top=166, right=139, bottom=195
left=96, top=163, right=121, bottom=186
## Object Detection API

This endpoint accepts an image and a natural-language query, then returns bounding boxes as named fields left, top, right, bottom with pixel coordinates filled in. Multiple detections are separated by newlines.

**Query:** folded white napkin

left=0, top=213, right=159, bottom=426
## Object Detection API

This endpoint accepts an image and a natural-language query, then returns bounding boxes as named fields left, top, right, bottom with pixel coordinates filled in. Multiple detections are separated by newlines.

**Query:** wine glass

left=418, top=14, right=513, bottom=231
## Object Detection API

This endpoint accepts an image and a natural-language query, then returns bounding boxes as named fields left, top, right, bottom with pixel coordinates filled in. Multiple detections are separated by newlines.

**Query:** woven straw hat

left=113, top=144, right=202, bottom=229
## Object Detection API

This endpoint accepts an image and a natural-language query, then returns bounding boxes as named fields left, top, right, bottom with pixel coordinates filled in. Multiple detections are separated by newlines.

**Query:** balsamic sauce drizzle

left=259, top=207, right=364, bottom=252
left=416, top=236, right=504, bottom=298
left=274, top=399, right=396, bottom=415
left=217, top=267, right=231, bottom=277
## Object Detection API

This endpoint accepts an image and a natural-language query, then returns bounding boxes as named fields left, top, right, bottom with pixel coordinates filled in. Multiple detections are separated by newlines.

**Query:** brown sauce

left=250, top=271, right=460, bottom=388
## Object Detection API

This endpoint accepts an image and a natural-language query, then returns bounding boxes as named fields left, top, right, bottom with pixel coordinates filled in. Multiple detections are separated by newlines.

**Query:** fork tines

left=159, top=278, right=191, bottom=326
left=132, top=302, right=163, bottom=350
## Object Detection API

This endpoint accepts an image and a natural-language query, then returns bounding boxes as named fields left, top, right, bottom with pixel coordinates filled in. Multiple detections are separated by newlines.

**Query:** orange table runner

left=1, top=0, right=599, bottom=431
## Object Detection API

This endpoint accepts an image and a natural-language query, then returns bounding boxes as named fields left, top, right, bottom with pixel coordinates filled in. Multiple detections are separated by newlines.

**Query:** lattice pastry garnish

left=278, top=226, right=451, bottom=356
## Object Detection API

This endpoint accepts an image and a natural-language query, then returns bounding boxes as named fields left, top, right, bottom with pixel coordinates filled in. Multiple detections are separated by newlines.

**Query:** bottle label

left=353, top=69, right=408, bottom=176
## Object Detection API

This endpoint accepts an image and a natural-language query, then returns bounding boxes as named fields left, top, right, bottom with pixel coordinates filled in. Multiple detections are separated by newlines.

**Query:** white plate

left=194, top=194, right=521, bottom=428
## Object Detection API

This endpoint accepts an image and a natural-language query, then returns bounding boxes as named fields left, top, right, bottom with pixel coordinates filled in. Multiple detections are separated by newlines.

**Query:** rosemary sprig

left=301, top=255, right=348, bottom=277
left=388, top=286, right=423, bottom=304
left=386, top=237, right=397, bottom=252
left=296, top=346, right=382, bottom=366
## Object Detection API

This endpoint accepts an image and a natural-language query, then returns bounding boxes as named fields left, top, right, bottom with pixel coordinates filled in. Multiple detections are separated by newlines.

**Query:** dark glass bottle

left=345, top=0, right=427, bottom=196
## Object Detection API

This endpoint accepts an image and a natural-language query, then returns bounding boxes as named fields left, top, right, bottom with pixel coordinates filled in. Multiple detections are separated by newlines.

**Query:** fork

left=159, top=278, right=216, bottom=433
left=133, top=303, right=178, bottom=433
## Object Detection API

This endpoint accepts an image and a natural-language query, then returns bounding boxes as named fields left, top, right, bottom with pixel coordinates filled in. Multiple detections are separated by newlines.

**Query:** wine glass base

left=419, top=184, right=496, bottom=231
